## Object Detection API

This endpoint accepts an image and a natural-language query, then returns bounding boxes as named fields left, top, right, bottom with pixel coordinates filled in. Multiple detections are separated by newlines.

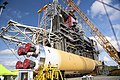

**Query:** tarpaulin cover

left=0, top=64, right=17, bottom=76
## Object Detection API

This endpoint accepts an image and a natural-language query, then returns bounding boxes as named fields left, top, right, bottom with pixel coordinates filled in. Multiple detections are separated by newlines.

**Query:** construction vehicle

left=0, top=0, right=119, bottom=80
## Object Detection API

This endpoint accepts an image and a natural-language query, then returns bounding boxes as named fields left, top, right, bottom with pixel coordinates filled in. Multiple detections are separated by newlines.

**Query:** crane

left=65, top=0, right=120, bottom=65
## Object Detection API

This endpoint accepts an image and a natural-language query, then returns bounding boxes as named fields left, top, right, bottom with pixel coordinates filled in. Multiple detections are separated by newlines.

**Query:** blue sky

left=0, top=0, right=120, bottom=69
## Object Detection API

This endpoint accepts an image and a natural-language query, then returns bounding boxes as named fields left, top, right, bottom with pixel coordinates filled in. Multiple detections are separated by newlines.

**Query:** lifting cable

left=43, top=9, right=47, bottom=46
left=101, top=0, right=120, bottom=51
left=1, top=38, right=20, bottom=61
left=38, top=13, right=41, bottom=28
left=96, top=0, right=120, bottom=12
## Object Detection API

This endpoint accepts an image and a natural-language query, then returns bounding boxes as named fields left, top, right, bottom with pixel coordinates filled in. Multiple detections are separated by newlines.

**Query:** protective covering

left=0, top=64, right=17, bottom=75
left=11, top=70, right=18, bottom=75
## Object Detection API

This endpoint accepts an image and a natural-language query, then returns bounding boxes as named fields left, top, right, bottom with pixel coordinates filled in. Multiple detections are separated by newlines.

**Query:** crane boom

left=66, top=0, right=120, bottom=64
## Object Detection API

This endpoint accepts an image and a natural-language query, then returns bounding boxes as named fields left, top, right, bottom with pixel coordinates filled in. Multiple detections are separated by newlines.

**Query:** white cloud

left=0, top=49, right=24, bottom=69
left=4, top=61, right=17, bottom=67
left=15, top=11, right=22, bottom=19
left=90, top=36, right=120, bottom=51
left=0, top=49, right=15, bottom=54
left=113, top=24, right=120, bottom=30
left=90, top=1, right=105, bottom=18
left=5, top=8, right=30, bottom=20
left=1, top=61, right=17, bottom=70
left=99, top=51, right=117, bottom=66
left=76, top=0, right=80, bottom=6
left=90, top=36, right=120, bottom=65
left=25, top=12, right=30, bottom=15
left=99, top=0, right=112, bottom=4
left=109, top=9, right=120, bottom=20
left=89, top=0, right=120, bottom=21
left=103, top=56, right=110, bottom=61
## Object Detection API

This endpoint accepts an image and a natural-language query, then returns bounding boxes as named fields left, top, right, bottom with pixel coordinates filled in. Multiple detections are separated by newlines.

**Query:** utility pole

left=0, top=1, right=8, bottom=16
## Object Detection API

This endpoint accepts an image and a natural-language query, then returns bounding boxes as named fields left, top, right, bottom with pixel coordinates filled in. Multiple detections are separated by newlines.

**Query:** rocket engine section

left=16, top=43, right=102, bottom=74
left=39, top=46, right=101, bottom=73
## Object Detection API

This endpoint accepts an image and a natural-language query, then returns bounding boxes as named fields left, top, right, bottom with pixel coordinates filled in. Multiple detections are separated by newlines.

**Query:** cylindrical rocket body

left=39, top=46, right=101, bottom=73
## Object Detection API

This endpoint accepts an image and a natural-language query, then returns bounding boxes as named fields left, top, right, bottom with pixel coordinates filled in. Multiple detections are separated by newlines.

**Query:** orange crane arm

left=38, top=4, right=49, bottom=13
left=65, top=0, right=120, bottom=64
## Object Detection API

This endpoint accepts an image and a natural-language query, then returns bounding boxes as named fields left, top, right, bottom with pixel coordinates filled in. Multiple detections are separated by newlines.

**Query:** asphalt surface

left=65, top=76, right=120, bottom=80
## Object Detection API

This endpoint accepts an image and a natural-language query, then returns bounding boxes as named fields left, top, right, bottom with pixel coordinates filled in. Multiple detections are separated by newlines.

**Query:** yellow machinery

left=65, top=0, right=120, bottom=65
left=34, top=64, right=63, bottom=80
left=17, top=64, right=63, bottom=80
left=38, top=4, right=49, bottom=13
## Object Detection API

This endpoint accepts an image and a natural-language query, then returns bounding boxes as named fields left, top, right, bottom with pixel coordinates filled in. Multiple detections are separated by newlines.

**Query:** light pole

left=0, top=1, right=8, bottom=16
